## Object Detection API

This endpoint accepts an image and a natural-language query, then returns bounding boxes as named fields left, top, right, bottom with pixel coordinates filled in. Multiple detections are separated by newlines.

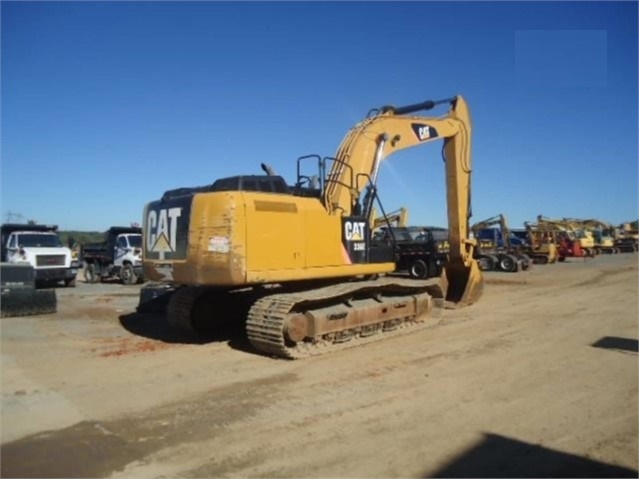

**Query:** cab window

left=242, top=179, right=258, bottom=191
left=258, top=178, right=274, bottom=192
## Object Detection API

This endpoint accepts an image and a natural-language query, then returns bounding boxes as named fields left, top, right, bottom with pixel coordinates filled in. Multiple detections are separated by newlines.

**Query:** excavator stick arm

left=323, top=95, right=482, bottom=307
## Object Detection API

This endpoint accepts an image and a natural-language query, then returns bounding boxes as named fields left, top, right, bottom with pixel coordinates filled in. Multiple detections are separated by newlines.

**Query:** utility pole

left=4, top=212, right=37, bottom=224
left=5, top=211, right=26, bottom=223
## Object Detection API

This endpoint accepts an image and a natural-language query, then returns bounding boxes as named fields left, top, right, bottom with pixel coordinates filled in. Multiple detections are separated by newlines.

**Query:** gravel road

left=2, top=254, right=637, bottom=478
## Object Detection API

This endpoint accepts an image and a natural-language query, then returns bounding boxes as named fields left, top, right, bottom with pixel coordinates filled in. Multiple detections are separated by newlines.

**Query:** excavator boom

left=322, top=96, right=481, bottom=304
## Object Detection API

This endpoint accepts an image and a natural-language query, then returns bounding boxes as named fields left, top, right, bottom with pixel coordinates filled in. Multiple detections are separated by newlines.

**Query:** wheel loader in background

left=470, top=214, right=531, bottom=272
left=140, top=95, right=484, bottom=359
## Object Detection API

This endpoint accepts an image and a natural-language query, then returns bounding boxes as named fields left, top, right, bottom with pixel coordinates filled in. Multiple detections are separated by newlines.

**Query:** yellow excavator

left=141, top=96, right=484, bottom=359
left=370, top=206, right=409, bottom=231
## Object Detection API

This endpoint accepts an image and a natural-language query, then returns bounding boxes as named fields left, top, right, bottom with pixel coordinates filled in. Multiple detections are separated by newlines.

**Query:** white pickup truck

left=1, top=223, right=80, bottom=287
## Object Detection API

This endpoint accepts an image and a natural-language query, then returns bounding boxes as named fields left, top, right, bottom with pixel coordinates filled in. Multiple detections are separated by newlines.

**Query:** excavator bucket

left=440, top=258, right=484, bottom=306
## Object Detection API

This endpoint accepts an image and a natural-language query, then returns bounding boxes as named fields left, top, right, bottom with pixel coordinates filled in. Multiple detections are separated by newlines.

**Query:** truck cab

left=1, top=223, right=80, bottom=287
left=475, top=228, right=529, bottom=249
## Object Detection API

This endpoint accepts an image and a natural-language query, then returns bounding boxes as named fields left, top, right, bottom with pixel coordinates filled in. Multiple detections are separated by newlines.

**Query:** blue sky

left=1, top=1, right=637, bottom=231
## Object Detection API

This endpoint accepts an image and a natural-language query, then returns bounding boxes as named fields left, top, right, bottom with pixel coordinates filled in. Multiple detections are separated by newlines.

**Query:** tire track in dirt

left=1, top=373, right=297, bottom=478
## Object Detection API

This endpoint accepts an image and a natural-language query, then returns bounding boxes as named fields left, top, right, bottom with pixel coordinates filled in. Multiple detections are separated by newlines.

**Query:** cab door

left=5, top=234, right=18, bottom=262
left=114, top=235, right=129, bottom=266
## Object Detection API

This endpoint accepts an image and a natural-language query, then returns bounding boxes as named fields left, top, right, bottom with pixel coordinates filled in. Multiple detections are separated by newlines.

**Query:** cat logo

left=344, top=221, right=366, bottom=241
left=411, top=123, right=438, bottom=142
left=146, top=207, right=182, bottom=259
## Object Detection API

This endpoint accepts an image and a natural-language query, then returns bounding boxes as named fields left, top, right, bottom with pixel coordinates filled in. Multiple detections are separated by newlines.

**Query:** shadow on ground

left=426, top=433, right=637, bottom=478
left=119, top=310, right=263, bottom=356
left=119, top=311, right=212, bottom=345
left=591, top=336, right=638, bottom=353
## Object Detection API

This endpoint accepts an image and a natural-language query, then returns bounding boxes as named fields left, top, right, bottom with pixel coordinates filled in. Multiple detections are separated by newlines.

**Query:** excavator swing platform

left=139, top=96, right=484, bottom=359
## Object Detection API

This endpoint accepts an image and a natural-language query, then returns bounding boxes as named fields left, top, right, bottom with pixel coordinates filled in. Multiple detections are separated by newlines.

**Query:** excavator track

left=246, top=277, right=444, bottom=359
left=166, top=286, right=207, bottom=331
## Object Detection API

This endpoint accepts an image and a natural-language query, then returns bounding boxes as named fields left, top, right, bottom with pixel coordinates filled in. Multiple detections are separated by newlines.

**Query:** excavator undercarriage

left=163, top=276, right=444, bottom=359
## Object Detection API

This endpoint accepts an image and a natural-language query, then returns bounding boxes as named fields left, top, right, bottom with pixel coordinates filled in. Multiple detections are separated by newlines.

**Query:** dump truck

left=1, top=223, right=80, bottom=287
left=470, top=214, right=531, bottom=272
left=371, top=225, right=446, bottom=279
left=81, top=226, right=144, bottom=285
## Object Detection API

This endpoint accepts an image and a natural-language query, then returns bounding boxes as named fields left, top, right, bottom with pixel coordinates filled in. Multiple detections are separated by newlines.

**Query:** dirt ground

left=1, top=254, right=638, bottom=478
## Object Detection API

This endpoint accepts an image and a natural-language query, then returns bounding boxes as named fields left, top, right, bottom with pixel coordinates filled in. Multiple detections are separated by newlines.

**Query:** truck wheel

left=121, top=264, right=137, bottom=285
left=477, top=255, right=496, bottom=271
left=499, top=255, right=518, bottom=272
left=409, top=259, right=429, bottom=279
left=518, top=254, right=532, bottom=270
left=84, top=264, right=99, bottom=283
left=64, top=278, right=77, bottom=288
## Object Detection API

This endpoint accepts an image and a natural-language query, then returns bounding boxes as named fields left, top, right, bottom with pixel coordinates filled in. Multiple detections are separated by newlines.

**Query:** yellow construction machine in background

left=521, top=221, right=560, bottom=264
left=369, top=206, right=409, bottom=231
left=613, top=222, right=639, bottom=252
left=561, top=218, right=621, bottom=254
left=537, top=215, right=596, bottom=258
